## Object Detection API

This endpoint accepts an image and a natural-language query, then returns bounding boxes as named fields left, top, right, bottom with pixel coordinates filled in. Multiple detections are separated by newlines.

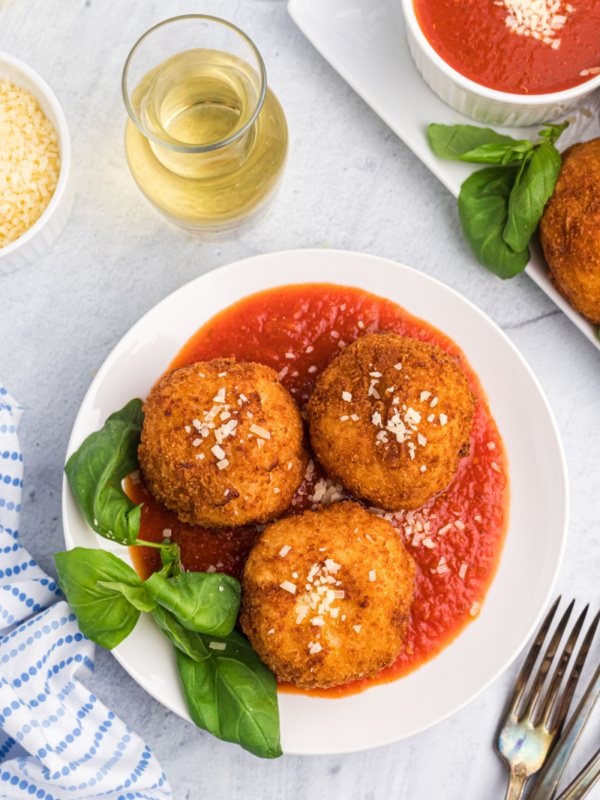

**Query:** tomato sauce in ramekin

left=414, top=0, right=600, bottom=95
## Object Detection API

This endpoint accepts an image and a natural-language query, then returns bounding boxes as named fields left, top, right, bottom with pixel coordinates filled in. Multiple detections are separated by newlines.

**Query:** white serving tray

left=288, top=0, right=600, bottom=351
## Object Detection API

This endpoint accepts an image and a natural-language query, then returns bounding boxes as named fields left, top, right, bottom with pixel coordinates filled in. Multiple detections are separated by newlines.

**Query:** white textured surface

left=1, top=0, right=599, bottom=798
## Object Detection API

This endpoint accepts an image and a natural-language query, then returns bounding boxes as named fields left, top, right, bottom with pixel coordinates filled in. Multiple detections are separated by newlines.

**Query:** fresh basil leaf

left=503, top=143, right=561, bottom=253
left=175, top=630, right=281, bottom=759
left=428, top=123, right=517, bottom=160
left=65, top=399, right=144, bottom=545
left=54, top=548, right=142, bottom=649
left=457, top=140, right=533, bottom=164
left=98, top=580, right=156, bottom=613
left=152, top=606, right=210, bottom=662
left=458, top=166, right=530, bottom=279
left=538, top=121, right=569, bottom=146
left=145, top=571, right=241, bottom=636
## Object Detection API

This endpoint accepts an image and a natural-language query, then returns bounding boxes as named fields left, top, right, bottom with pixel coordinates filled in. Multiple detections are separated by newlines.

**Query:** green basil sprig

left=58, top=400, right=282, bottom=759
left=428, top=122, right=568, bottom=278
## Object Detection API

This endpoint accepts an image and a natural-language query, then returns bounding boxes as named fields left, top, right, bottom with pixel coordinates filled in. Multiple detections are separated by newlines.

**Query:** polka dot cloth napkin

left=0, top=385, right=172, bottom=800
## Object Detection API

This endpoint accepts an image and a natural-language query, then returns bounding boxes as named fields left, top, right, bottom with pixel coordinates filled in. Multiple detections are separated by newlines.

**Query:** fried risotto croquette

left=239, top=502, right=416, bottom=689
left=138, top=359, right=308, bottom=528
left=539, top=137, right=600, bottom=324
left=307, top=332, right=475, bottom=511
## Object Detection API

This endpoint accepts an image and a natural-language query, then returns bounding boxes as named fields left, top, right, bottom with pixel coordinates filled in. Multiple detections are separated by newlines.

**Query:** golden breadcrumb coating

left=139, top=359, right=308, bottom=527
left=540, top=137, right=600, bottom=324
left=240, top=501, right=415, bottom=689
left=307, top=332, right=475, bottom=511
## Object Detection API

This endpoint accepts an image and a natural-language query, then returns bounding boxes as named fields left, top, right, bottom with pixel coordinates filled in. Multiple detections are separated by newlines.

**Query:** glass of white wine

left=122, top=15, right=288, bottom=235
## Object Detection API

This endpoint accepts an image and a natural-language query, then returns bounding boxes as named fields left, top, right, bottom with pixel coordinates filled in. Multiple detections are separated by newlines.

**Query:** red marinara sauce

left=128, top=283, right=509, bottom=699
left=414, top=0, right=600, bottom=95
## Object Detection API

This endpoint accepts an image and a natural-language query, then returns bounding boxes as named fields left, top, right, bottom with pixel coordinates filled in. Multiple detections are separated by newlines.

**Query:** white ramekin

left=0, top=52, right=74, bottom=274
left=400, top=0, right=600, bottom=127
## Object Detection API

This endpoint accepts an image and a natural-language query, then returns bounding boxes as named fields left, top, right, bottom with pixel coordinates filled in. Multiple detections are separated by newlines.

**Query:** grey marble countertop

left=1, top=0, right=600, bottom=798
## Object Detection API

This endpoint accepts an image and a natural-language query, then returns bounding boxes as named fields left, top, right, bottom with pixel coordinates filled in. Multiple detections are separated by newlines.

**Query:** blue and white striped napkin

left=0, top=384, right=172, bottom=800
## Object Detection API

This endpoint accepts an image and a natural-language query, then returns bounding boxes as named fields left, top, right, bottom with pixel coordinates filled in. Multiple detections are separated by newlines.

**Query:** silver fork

left=496, top=597, right=598, bottom=800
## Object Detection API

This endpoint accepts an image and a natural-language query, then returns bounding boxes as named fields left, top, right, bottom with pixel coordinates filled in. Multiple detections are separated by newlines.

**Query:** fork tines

left=505, top=597, right=596, bottom=734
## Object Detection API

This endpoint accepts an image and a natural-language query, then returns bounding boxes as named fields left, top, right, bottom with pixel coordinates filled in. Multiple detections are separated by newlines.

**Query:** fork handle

left=556, top=747, right=600, bottom=800
left=505, top=766, right=528, bottom=800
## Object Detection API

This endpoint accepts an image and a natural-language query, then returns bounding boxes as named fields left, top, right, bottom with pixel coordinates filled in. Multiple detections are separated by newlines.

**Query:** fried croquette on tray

left=540, top=137, right=600, bottom=324
left=240, top=502, right=416, bottom=689
left=307, top=332, right=475, bottom=511
left=138, top=359, right=308, bottom=528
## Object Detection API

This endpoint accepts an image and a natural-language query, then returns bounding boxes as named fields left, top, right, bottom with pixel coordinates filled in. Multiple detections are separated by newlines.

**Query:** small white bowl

left=400, top=0, right=600, bottom=127
left=0, top=52, right=74, bottom=273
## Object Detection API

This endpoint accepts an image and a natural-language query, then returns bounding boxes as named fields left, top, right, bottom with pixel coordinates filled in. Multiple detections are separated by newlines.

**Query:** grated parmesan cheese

left=0, top=80, right=61, bottom=247
left=250, top=423, right=271, bottom=440
left=211, top=444, right=226, bottom=460
left=500, top=0, right=569, bottom=47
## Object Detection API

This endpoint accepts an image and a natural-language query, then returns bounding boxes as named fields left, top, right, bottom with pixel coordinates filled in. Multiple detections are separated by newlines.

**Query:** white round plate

left=62, top=249, right=568, bottom=755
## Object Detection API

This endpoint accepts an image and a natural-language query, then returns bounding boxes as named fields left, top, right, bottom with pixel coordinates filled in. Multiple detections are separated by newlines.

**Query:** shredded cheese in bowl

left=0, top=79, right=61, bottom=248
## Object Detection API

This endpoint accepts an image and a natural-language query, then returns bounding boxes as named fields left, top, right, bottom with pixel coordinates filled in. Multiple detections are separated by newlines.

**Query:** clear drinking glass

left=122, top=15, right=288, bottom=235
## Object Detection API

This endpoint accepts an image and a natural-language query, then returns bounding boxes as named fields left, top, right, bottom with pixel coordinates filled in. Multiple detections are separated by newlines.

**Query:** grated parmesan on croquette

left=138, top=359, right=309, bottom=528
left=0, top=80, right=60, bottom=247
left=307, top=332, right=476, bottom=511
left=240, top=502, right=416, bottom=689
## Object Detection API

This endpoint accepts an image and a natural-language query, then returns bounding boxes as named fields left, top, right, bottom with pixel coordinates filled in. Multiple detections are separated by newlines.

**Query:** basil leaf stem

left=136, top=538, right=170, bottom=549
